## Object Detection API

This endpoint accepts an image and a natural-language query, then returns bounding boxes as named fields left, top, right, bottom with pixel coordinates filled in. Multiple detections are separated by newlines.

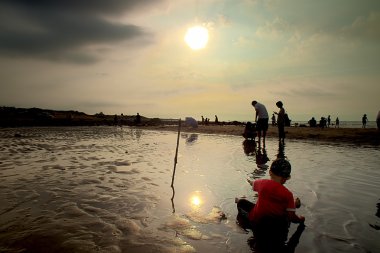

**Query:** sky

left=0, top=0, right=379, bottom=122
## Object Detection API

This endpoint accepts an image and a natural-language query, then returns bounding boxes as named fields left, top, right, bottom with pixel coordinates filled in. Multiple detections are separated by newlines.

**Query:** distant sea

left=292, top=120, right=377, bottom=128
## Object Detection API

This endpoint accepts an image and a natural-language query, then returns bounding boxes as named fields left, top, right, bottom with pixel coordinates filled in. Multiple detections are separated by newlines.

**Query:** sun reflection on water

left=190, top=192, right=203, bottom=210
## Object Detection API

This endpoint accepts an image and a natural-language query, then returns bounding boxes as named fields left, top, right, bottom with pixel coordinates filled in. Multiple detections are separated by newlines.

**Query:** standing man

left=251, top=101, right=269, bottom=147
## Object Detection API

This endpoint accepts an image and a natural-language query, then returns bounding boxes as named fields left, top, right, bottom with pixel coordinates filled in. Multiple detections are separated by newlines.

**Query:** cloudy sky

left=1, top=0, right=379, bottom=122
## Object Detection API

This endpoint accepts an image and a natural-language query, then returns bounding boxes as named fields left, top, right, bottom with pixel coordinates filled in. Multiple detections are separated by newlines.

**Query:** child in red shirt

left=236, top=158, right=305, bottom=245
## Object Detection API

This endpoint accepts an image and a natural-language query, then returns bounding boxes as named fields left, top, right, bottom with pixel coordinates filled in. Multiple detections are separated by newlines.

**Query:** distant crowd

left=308, top=112, right=380, bottom=129
left=307, top=115, right=337, bottom=128
left=198, top=107, right=380, bottom=131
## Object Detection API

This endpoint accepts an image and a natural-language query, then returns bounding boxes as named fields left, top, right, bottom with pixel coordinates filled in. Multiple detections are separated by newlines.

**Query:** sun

left=184, top=25, right=209, bottom=50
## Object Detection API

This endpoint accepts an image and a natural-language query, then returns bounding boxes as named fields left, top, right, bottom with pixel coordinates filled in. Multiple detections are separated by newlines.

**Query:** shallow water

left=0, top=126, right=379, bottom=253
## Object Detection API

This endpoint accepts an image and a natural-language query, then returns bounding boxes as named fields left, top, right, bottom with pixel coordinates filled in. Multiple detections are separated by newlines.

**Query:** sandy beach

left=2, top=107, right=379, bottom=146
left=136, top=124, right=380, bottom=146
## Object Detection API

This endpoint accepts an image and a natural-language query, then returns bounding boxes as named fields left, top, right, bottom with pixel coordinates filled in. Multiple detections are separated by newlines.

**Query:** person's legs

left=236, top=198, right=255, bottom=230
left=256, top=120, right=263, bottom=145
left=257, top=119, right=268, bottom=146
left=236, top=198, right=255, bottom=211
left=278, top=124, right=285, bottom=143
left=261, top=118, right=268, bottom=146
left=257, top=131, right=261, bottom=145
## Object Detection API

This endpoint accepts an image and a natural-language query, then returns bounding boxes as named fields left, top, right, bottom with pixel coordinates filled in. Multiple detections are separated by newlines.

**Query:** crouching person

left=236, top=158, right=305, bottom=251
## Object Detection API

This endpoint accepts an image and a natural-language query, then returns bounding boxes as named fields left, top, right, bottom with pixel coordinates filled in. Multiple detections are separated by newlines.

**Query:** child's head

left=270, top=158, right=291, bottom=179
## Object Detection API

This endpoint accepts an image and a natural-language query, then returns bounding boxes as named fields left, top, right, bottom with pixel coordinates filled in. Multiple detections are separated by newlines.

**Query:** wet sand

left=138, top=124, right=380, bottom=145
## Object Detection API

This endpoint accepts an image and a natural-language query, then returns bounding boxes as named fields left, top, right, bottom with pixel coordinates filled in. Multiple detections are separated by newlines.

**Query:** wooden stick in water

left=171, top=119, right=181, bottom=213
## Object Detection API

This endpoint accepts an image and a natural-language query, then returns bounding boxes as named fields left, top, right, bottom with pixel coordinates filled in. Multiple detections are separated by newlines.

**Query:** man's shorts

left=256, top=118, right=269, bottom=132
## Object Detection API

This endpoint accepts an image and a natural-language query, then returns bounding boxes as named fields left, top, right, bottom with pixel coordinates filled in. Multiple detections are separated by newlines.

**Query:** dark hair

left=276, top=101, right=283, bottom=107
left=270, top=158, right=291, bottom=178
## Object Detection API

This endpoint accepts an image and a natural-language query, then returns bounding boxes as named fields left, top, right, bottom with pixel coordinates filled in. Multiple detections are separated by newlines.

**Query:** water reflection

left=134, top=129, right=142, bottom=140
left=190, top=191, right=203, bottom=210
left=242, top=140, right=269, bottom=179
left=126, top=128, right=143, bottom=140
left=277, top=141, right=286, bottom=159
left=182, top=133, right=198, bottom=144
left=171, top=185, right=176, bottom=213
left=255, top=147, right=269, bottom=169
left=242, top=140, right=270, bottom=169
left=243, top=139, right=256, bottom=156
left=247, top=223, right=305, bottom=253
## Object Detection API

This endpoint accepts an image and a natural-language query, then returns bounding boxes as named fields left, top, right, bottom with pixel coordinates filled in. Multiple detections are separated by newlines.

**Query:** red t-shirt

left=248, top=179, right=296, bottom=223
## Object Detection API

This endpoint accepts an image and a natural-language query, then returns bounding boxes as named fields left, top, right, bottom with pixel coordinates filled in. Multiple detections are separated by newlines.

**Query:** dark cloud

left=0, top=0, right=164, bottom=63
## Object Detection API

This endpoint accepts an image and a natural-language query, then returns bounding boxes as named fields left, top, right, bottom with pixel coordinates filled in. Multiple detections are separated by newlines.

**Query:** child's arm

left=288, top=211, right=305, bottom=224
left=295, top=197, right=301, bottom=208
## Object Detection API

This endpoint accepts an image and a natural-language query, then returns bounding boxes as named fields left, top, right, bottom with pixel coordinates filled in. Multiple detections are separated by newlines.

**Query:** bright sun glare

left=184, top=25, right=209, bottom=50
left=191, top=196, right=201, bottom=206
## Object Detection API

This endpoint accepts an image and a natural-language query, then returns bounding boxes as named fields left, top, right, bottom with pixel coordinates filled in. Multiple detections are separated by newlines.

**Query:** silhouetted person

left=113, top=114, right=118, bottom=126
left=201, top=115, right=205, bottom=125
left=274, top=101, right=286, bottom=143
left=120, top=113, right=124, bottom=126
left=335, top=117, right=340, bottom=128
left=135, top=113, right=141, bottom=125
left=327, top=115, right=331, bottom=127
left=319, top=117, right=326, bottom=129
left=308, top=117, right=317, bottom=127
left=377, top=111, right=380, bottom=130
left=215, top=115, right=219, bottom=124
left=251, top=101, right=269, bottom=147
left=362, top=114, right=368, bottom=128
left=243, top=122, right=257, bottom=141
left=271, top=113, right=276, bottom=126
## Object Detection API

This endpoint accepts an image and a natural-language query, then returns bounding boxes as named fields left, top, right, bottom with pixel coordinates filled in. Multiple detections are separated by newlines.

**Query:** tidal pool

left=0, top=126, right=379, bottom=253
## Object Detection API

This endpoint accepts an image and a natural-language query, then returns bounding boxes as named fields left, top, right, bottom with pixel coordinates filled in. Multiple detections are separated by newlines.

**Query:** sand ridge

left=136, top=124, right=380, bottom=146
